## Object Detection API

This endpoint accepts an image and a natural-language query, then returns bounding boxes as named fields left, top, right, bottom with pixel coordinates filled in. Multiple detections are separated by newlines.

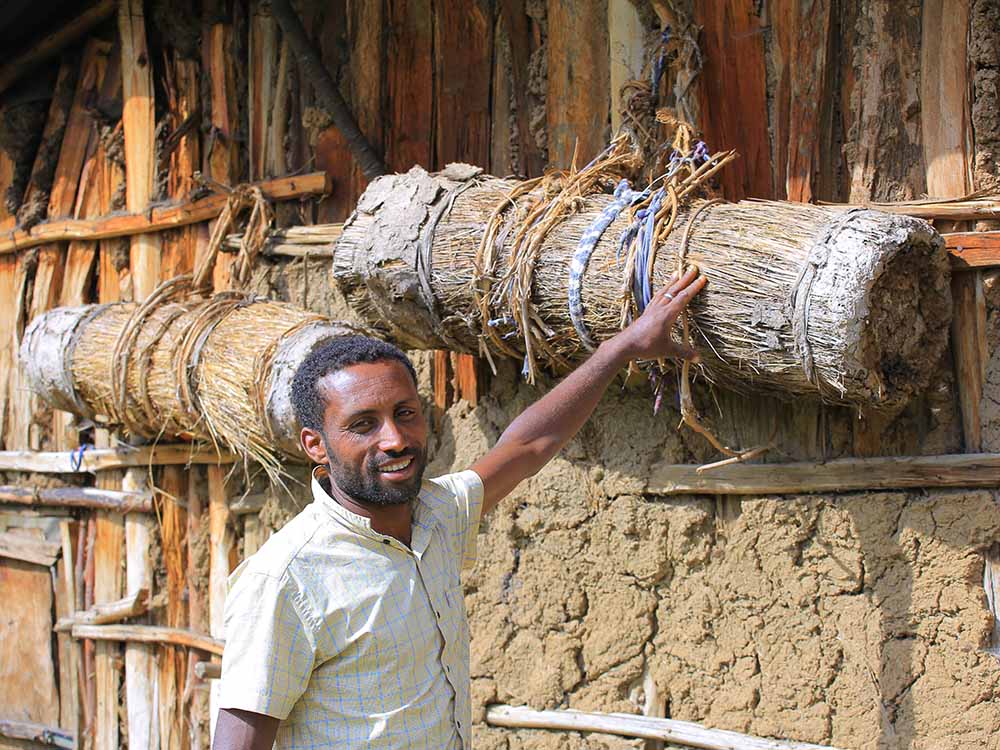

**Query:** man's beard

left=324, top=440, right=426, bottom=507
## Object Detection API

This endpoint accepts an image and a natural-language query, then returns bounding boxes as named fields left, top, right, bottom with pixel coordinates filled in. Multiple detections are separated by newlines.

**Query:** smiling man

left=213, top=268, right=706, bottom=750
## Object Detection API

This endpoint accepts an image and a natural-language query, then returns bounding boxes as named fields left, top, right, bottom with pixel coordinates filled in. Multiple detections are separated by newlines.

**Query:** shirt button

left=445, top=665, right=450, bottom=672
left=436, top=610, right=441, bottom=619
left=456, top=721, right=462, bottom=728
left=382, top=539, right=391, bottom=545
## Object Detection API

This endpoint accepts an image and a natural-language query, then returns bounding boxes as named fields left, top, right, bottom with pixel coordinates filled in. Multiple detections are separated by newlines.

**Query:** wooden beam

left=0, top=485, right=152, bottom=513
left=0, top=718, right=75, bottom=750
left=0, top=531, right=61, bottom=566
left=646, top=453, right=1000, bottom=496
left=0, top=172, right=331, bottom=255
left=946, top=231, right=1000, bottom=269
left=485, top=705, right=840, bottom=750
left=0, top=445, right=238, bottom=473
left=0, top=0, right=115, bottom=96
left=70, top=624, right=225, bottom=656
left=55, top=588, right=149, bottom=631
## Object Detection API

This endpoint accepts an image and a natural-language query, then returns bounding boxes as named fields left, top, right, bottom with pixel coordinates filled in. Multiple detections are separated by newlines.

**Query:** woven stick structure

left=20, top=294, right=362, bottom=476
left=332, top=164, right=951, bottom=410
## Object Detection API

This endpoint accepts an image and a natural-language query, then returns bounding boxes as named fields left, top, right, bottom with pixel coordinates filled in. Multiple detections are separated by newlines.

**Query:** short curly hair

left=291, top=336, right=418, bottom=431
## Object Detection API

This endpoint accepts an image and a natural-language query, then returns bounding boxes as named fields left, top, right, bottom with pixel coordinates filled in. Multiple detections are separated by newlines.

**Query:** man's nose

left=378, top=420, right=407, bottom=452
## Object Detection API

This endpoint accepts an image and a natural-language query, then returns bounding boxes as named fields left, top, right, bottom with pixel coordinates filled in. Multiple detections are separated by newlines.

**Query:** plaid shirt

left=219, top=468, right=484, bottom=750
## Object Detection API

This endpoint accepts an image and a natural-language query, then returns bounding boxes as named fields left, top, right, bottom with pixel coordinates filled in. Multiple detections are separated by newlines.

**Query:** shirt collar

left=310, top=466, right=435, bottom=555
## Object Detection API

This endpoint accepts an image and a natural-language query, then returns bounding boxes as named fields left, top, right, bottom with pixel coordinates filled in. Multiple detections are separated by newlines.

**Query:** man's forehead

left=318, top=360, right=417, bottom=412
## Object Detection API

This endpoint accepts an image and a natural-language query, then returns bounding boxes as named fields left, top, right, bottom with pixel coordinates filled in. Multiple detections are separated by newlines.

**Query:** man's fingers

left=664, top=274, right=707, bottom=307
left=670, top=342, right=700, bottom=362
left=663, top=266, right=700, bottom=297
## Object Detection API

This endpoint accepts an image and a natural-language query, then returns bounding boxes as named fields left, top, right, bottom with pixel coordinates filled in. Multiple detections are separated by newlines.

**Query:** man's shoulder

left=422, top=469, right=483, bottom=505
left=235, top=503, right=325, bottom=582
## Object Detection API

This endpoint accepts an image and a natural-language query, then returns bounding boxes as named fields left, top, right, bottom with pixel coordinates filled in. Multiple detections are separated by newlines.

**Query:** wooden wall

left=0, top=1, right=997, bottom=749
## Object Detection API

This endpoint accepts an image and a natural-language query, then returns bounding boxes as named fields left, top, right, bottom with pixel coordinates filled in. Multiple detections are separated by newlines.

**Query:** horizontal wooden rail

left=648, top=452, right=1000, bottom=495
left=55, top=589, right=149, bottom=631
left=486, top=705, right=839, bottom=750
left=0, top=718, right=74, bottom=750
left=0, top=445, right=237, bottom=474
left=0, top=485, right=152, bottom=512
left=0, top=172, right=330, bottom=256
left=821, top=195, right=1000, bottom=221
left=71, top=623, right=224, bottom=655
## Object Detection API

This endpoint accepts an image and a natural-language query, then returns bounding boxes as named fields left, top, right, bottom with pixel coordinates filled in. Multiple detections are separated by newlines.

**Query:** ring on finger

left=663, top=291, right=675, bottom=300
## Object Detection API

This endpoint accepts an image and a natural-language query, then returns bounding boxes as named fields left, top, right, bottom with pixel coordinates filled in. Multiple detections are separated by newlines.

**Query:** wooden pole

left=0, top=445, right=238, bottom=473
left=57, top=521, right=81, bottom=741
left=55, top=588, right=149, bottom=630
left=270, top=0, right=386, bottom=179
left=0, top=485, right=152, bottom=513
left=485, top=705, right=841, bottom=750
left=646, top=453, right=1000, bottom=496
left=70, top=624, right=225, bottom=656
left=0, top=172, right=331, bottom=256
left=0, top=0, right=116, bottom=95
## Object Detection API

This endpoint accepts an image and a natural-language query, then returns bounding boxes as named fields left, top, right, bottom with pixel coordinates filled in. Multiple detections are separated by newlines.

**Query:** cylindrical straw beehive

left=332, top=164, right=951, bottom=409
left=20, top=295, right=363, bottom=476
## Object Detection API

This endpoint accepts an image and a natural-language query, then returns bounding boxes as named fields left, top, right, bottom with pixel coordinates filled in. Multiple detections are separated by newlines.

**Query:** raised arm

left=471, top=267, right=706, bottom=514
left=213, top=708, right=280, bottom=750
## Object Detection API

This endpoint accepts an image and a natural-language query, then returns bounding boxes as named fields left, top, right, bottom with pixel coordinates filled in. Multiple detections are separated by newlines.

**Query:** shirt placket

left=409, top=521, right=468, bottom=749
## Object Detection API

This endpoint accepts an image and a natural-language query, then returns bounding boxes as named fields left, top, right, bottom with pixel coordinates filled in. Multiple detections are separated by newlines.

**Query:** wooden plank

left=921, top=0, right=973, bottom=202
left=607, top=0, right=645, bottom=135
left=207, top=465, right=232, bottom=740
left=497, top=0, right=545, bottom=176
left=346, top=0, right=385, bottom=199
left=0, top=720, right=74, bottom=750
left=201, top=15, right=240, bottom=290
left=546, top=0, right=610, bottom=169
left=485, top=704, right=840, bottom=750
left=120, top=0, right=160, bottom=301
left=693, top=0, right=772, bottom=200
left=947, top=232, right=1000, bottom=268
left=70, top=624, right=225, bottom=656
left=0, top=532, right=61, bottom=566
left=0, top=445, right=237, bottom=473
left=768, top=0, right=833, bottom=202
left=185, top=468, right=209, bottom=750
left=385, top=0, right=434, bottom=172
left=161, top=55, right=201, bottom=280
left=0, top=0, right=115, bottom=96
left=91, top=509, right=123, bottom=750
left=0, top=559, right=60, bottom=725
left=3, top=255, right=33, bottom=451
left=56, top=522, right=80, bottom=740
left=951, top=273, right=987, bottom=450
left=157, top=467, right=187, bottom=750
left=249, top=1, right=280, bottom=182
left=646, top=453, right=1000, bottom=496
left=0, top=173, right=330, bottom=256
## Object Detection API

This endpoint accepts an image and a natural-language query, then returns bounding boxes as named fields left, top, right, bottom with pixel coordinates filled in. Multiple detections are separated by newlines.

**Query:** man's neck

left=322, top=473, right=413, bottom=547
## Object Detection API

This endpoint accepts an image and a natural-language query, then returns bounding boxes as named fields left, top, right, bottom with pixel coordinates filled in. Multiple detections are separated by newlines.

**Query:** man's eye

left=397, top=409, right=415, bottom=418
left=350, top=419, right=374, bottom=432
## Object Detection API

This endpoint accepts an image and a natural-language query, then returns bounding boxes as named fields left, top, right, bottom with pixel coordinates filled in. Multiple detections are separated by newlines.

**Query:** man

left=214, top=267, right=706, bottom=749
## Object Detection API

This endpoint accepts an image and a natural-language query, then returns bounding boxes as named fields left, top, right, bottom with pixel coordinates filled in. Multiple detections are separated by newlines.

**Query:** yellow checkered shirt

left=219, top=469, right=484, bottom=750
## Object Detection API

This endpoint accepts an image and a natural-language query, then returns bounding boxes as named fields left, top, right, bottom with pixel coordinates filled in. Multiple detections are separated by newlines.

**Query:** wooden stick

left=0, top=0, right=115, bottom=96
left=0, top=172, right=330, bottom=256
left=647, top=453, right=1000, bottom=495
left=0, top=531, right=61, bottom=566
left=193, top=661, right=221, bottom=680
left=70, top=624, right=225, bottom=656
left=55, top=588, right=149, bottom=631
left=270, top=0, right=386, bottom=178
left=0, top=445, right=238, bottom=473
left=0, top=485, right=153, bottom=513
left=0, top=718, right=75, bottom=750
left=57, top=521, right=81, bottom=740
left=818, top=195, right=1000, bottom=221
left=485, top=705, right=841, bottom=750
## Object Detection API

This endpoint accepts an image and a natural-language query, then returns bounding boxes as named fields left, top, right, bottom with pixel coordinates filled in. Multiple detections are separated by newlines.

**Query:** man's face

left=303, top=360, right=428, bottom=507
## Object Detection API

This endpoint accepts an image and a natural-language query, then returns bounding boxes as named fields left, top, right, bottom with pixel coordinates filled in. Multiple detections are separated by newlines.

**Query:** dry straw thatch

left=20, top=292, right=362, bottom=478
left=332, top=157, right=951, bottom=412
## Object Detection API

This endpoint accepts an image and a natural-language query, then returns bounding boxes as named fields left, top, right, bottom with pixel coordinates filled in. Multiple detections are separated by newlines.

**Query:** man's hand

left=614, top=266, right=706, bottom=362
left=471, top=267, right=707, bottom=514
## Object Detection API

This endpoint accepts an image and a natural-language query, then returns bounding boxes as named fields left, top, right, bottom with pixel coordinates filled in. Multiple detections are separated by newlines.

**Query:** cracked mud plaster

left=257, top=264, right=1000, bottom=750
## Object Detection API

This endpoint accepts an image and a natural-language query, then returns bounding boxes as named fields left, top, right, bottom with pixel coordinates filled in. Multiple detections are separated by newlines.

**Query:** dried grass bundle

left=21, top=295, right=363, bottom=477
left=334, top=166, right=951, bottom=410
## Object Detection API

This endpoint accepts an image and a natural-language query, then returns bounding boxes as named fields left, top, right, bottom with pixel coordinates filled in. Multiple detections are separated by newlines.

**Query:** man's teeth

left=378, top=457, right=412, bottom=473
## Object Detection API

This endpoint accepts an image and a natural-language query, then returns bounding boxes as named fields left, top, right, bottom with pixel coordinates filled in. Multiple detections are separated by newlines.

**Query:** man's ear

left=300, top=427, right=329, bottom=465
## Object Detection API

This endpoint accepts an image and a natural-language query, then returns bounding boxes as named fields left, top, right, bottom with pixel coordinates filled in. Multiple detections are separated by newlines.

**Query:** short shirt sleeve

left=218, top=562, right=317, bottom=719
left=429, top=469, right=485, bottom=570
